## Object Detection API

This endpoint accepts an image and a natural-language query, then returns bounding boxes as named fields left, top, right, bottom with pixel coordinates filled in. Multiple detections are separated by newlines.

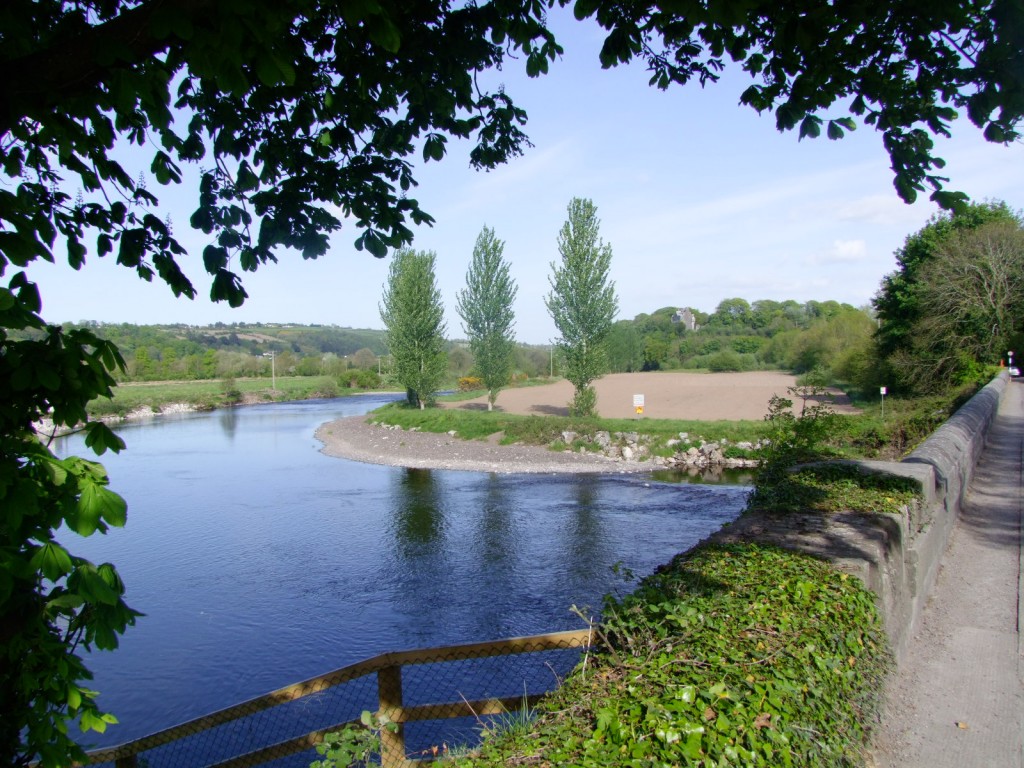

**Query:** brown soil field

left=445, top=371, right=857, bottom=421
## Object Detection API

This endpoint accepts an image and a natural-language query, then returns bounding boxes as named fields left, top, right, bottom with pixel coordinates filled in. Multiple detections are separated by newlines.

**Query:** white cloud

left=809, top=239, right=868, bottom=264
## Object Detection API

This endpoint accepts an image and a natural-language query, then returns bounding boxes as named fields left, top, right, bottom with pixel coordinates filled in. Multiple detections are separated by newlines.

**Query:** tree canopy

left=0, top=0, right=1019, bottom=313
left=893, top=219, right=1024, bottom=389
left=873, top=200, right=1022, bottom=390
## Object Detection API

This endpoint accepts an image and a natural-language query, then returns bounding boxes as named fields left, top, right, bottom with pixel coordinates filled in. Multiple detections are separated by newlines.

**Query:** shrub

left=458, top=376, right=484, bottom=392
left=221, top=377, right=242, bottom=405
left=342, top=369, right=382, bottom=390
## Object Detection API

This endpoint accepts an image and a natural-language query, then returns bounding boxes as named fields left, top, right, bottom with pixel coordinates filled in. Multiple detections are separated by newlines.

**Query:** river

left=53, top=396, right=748, bottom=759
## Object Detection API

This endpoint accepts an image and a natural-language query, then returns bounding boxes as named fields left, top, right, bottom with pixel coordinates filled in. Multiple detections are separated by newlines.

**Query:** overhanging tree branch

left=0, top=0, right=213, bottom=132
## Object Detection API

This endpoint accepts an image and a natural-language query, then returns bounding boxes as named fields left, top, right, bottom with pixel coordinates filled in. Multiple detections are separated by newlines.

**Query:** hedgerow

left=458, top=542, right=891, bottom=767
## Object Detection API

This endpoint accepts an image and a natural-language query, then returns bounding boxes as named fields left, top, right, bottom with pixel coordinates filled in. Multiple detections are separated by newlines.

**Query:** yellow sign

left=635, top=405, right=644, bottom=415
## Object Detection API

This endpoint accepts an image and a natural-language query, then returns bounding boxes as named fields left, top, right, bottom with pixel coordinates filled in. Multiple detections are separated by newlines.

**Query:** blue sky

left=25, top=9, right=1024, bottom=345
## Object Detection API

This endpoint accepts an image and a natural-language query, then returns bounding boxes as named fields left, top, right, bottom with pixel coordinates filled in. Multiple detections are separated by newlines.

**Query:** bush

left=570, top=385, right=598, bottom=417
left=458, top=376, right=484, bottom=392
left=221, top=377, right=242, bottom=405
left=706, top=350, right=758, bottom=372
left=342, top=369, right=382, bottom=390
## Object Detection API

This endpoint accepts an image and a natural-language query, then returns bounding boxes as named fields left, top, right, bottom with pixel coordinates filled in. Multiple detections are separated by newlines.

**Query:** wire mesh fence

left=80, top=628, right=593, bottom=768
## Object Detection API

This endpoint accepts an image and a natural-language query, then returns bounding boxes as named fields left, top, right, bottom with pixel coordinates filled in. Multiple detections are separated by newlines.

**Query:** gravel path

left=868, top=381, right=1023, bottom=767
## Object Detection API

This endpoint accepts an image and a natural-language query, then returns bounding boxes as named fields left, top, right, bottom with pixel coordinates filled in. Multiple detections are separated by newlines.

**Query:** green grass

left=87, top=376, right=384, bottom=418
left=370, top=402, right=765, bottom=449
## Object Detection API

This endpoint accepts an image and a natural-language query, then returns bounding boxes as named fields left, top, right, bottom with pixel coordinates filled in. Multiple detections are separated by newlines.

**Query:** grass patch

left=458, top=542, right=891, bottom=767
left=371, top=402, right=764, bottom=449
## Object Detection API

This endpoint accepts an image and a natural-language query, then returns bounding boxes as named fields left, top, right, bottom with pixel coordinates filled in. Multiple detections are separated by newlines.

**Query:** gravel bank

left=315, top=415, right=648, bottom=474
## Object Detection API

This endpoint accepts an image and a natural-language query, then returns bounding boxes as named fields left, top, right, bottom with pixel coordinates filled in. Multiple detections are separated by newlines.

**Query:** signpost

left=880, top=386, right=887, bottom=420
left=633, top=394, right=645, bottom=417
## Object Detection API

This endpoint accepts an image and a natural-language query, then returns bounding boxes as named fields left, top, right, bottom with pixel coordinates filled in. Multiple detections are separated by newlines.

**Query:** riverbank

left=315, top=371, right=827, bottom=473
left=315, top=415, right=643, bottom=474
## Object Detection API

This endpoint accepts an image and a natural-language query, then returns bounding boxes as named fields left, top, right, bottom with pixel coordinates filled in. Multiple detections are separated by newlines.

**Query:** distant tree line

left=606, top=298, right=874, bottom=383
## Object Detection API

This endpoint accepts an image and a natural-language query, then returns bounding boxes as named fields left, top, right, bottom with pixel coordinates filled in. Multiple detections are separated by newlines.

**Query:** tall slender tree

left=545, top=198, right=619, bottom=417
left=456, top=227, right=518, bottom=411
left=380, top=249, right=448, bottom=409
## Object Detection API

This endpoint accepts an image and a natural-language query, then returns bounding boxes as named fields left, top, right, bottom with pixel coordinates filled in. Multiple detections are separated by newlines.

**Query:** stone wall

left=711, top=373, right=1009, bottom=662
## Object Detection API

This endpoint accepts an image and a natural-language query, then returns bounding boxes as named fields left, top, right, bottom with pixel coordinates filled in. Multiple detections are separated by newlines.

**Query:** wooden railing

left=80, top=627, right=594, bottom=768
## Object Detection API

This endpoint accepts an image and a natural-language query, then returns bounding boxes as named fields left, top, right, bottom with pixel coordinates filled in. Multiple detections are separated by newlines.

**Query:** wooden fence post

left=377, top=665, right=406, bottom=768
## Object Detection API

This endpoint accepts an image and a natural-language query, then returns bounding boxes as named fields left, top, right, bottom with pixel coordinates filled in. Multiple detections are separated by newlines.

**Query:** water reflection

left=476, top=474, right=519, bottom=575
left=651, top=466, right=757, bottom=485
left=218, top=407, right=239, bottom=440
left=393, top=468, right=447, bottom=551
left=563, top=476, right=609, bottom=595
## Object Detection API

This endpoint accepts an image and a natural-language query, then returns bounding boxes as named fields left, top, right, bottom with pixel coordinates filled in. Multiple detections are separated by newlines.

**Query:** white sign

left=880, top=386, right=887, bottom=395
left=633, top=394, right=645, bottom=408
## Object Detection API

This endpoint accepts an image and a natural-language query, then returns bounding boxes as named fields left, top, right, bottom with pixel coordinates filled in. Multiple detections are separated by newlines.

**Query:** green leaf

left=422, top=133, right=446, bottom=162
left=79, top=709, right=109, bottom=734
left=367, top=15, right=401, bottom=53
left=799, top=115, right=822, bottom=139
left=31, top=542, right=74, bottom=581
left=84, top=422, right=126, bottom=456
left=356, top=229, right=388, bottom=258
left=67, top=238, right=87, bottom=269
left=76, top=482, right=128, bottom=534
left=41, top=456, right=70, bottom=486
left=574, top=0, right=601, bottom=20
left=47, top=593, right=86, bottom=611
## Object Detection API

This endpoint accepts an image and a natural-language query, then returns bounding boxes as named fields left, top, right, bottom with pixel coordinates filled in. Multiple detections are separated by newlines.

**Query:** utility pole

left=263, top=351, right=276, bottom=390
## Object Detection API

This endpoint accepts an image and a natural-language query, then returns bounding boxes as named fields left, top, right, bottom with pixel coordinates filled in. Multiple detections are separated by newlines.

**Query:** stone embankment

left=33, top=403, right=199, bottom=439
left=711, top=373, right=1009, bottom=662
left=556, top=429, right=761, bottom=470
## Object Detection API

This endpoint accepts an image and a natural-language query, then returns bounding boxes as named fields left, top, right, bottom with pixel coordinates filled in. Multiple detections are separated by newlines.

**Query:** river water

left=53, top=395, right=748, bottom=755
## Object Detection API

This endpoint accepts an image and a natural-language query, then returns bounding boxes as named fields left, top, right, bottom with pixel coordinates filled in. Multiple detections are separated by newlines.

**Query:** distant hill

left=61, top=322, right=388, bottom=358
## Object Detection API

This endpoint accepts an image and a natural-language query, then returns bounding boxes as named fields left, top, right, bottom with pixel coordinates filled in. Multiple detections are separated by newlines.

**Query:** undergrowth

left=747, top=463, right=921, bottom=514
left=452, top=543, right=891, bottom=767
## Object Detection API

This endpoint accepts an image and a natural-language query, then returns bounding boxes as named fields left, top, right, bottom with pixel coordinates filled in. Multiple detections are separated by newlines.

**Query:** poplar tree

left=380, top=249, right=448, bottom=409
left=456, top=227, right=519, bottom=411
left=546, top=198, right=619, bottom=417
